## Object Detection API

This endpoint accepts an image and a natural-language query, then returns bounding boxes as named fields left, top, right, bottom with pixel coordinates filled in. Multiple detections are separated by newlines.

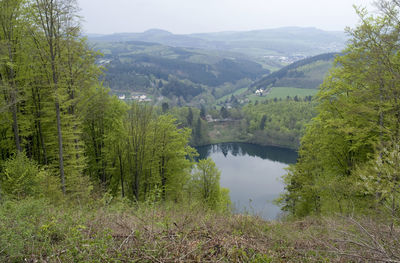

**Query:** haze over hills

left=88, top=27, right=347, bottom=58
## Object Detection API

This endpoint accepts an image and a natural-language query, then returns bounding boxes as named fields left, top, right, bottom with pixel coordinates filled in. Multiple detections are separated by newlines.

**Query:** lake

left=196, top=142, right=297, bottom=220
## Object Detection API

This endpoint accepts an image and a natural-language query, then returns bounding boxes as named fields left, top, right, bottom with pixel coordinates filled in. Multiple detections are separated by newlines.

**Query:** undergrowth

left=0, top=198, right=397, bottom=262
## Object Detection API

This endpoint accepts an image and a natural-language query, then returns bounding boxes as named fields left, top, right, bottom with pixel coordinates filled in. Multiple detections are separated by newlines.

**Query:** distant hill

left=252, top=53, right=338, bottom=90
left=88, top=27, right=347, bottom=59
left=96, top=41, right=268, bottom=102
left=88, top=28, right=345, bottom=105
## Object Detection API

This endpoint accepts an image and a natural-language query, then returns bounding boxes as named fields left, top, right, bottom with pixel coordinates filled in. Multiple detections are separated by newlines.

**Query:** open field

left=248, top=87, right=318, bottom=102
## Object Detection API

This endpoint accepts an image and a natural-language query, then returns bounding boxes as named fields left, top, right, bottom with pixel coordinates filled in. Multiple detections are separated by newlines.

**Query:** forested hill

left=252, top=52, right=338, bottom=89
left=88, top=27, right=347, bottom=58
left=95, top=41, right=269, bottom=103
left=89, top=28, right=346, bottom=106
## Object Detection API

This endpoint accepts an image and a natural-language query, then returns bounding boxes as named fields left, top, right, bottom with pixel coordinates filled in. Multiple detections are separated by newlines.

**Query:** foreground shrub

left=0, top=152, right=62, bottom=201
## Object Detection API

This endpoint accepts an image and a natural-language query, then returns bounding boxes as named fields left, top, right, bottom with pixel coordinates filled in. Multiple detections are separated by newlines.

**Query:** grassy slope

left=252, top=53, right=337, bottom=90
left=272, top=60, right=332, bottom=89
left=216, top=87, right=248, bottom=103
left=248, top=88, right=318, bottom=102
left=2, top=198, right=396, bottom=262
left=214, top=54, right=333, bottom=108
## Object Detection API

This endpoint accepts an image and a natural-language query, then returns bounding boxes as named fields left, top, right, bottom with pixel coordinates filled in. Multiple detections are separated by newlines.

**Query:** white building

left=255, top=89, right=264, bottom=96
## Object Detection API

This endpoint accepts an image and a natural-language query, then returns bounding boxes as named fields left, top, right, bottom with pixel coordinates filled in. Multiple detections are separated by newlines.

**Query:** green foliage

left=190, top=158, right=230, bottom=211
left=357, top=143, right=400, bottom=218
left=0, top=198, right=347, bottom=263
left=101, top=43, right=267, bottom=89
left=243, top=100, right=315, bottom=149
left=0, top=152, right=62, bottom=200
left=193, top=117, right=210, bottom=145
left=0, top=199, right=116, bottom=262
left=280, top=2, right=400, bottom=218
left=253, top=53, right=337, bottom=89
left=0, top=0, right=225, bottom=209
left=220, top=106, right=229, bottom=119
left=1, top=153, right=40, bottom=199
left=265, top=87, right=317, bottom=100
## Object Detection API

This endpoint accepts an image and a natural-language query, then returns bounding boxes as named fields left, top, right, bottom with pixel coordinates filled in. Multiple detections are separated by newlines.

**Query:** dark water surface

left=196, top=143, right=297, bottom=220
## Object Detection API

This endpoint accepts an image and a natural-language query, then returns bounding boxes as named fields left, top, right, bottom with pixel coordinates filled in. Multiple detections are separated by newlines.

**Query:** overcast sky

left=77, top=0, right=375, bottom=34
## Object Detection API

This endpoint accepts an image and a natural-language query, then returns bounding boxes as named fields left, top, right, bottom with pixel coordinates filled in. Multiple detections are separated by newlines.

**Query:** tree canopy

left=279, top=1, right=400, bottom=219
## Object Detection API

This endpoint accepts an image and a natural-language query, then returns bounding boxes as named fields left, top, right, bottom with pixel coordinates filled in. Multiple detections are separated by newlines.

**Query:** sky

left=77, top=0, right=375, bottom=35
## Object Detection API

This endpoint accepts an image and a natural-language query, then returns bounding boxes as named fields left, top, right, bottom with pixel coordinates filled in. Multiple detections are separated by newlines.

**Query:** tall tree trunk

left=10, top=93, right=21, bottom=152
left=55, top=101, right=66, bottom=195
left=118, top=147, right=125, bottom=198
left=32, top=86, right=48, bottom=164
left=7, top=44, right=21, bottom=153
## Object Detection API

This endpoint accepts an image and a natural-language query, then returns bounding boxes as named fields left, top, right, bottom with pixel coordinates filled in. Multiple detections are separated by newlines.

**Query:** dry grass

left=79, top=204, right=337, bottom=262
left=1, top=199, right=399, bottom=262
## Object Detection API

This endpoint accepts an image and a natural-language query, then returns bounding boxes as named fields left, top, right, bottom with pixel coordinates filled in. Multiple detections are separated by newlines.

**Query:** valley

left=89, top=27, right=342, bottom=109
left=87, top=28, right=337, bottom=149
left=3, top=0, right=400, bottom=261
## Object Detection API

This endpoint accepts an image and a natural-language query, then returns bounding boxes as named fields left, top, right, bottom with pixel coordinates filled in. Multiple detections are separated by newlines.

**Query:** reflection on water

left=196, top=143, right=297, bottom=220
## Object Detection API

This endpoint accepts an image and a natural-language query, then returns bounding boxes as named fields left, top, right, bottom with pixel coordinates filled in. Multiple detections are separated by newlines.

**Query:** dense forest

left=280, top=1, right=400, bottom=223
left=0, top=0, right=230, bottom=210
left=163, top=97, right=315, bottom=149
left=243, top=99, right=315, bottom=148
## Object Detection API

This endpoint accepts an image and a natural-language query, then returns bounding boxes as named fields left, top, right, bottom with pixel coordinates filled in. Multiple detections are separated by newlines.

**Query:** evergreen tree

left=200, top=105, right=206, bottom=119
left=259, top=115, right=267, bottom=130
left=220, top=106, right=229, bottom=119
left=187, top=107, right=193, bottom=126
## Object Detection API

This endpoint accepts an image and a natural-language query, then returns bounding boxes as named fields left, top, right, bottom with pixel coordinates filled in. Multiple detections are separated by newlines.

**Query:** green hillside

left=94, top=41, right=269, bottom=104
left=248, top=87, right=318, bottom=102
left=252, top=53, right=337, bottom=90
left=89, top=32, right=343, bottom=106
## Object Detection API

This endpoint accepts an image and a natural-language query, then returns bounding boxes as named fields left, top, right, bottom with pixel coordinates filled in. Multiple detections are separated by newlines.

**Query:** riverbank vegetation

left=168, top=98, right=315, bottom=149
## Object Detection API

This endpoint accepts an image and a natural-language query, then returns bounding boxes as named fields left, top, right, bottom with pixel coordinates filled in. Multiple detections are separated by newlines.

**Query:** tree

left=126, top=102, right=153, bottom=200
left=150, top=115, right=194, bottom=201
left=358, top=142, right=400, bottom=229
left=200, top=105, right=206, bottom=119
left=280, top=1, right=400, bottom=217
left=259, top=115, right=267, bottom=130
left=162, top=102, right=169, bottom=113
left=0, top=0, right=25, bottom=153
left=187, top=107, right=193, bottom=126
left=220, top=106, right=229, bottom=119
left=28, top=0, right=79, bottom=194
left=192, top=158, right=221, bottom=208
left=193, top=117, right=209, bottom=145
left=0, top=152, right=61, bottom=200
left=25, top=0, right=100, bottom=196
left=81, top=86, right=126, bottom=188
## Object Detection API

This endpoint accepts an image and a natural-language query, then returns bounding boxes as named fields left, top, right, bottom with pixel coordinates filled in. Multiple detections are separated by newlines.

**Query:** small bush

left=0, top=152, right=62, bottom=201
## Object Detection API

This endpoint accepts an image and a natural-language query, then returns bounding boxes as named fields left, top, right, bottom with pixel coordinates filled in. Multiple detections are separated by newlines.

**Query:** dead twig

left=119, top=229, right=136, bottom=250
